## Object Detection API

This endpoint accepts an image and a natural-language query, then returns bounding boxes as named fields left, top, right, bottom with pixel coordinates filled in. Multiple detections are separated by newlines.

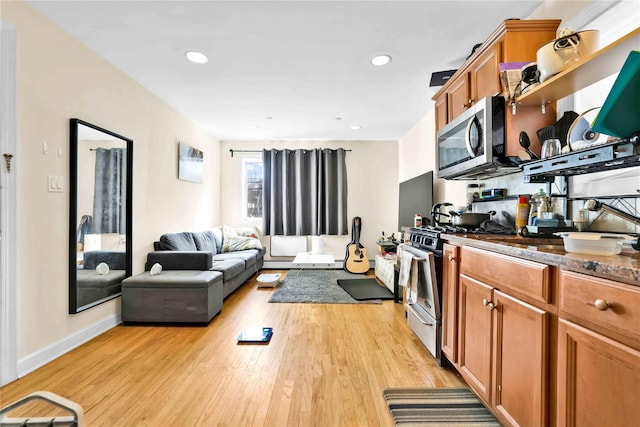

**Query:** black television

left=398, top=171, right=433, bottom=230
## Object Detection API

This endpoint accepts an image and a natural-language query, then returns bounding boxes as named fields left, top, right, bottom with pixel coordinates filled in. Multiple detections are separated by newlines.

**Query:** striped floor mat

left=383, top=388, right=501, bottom=426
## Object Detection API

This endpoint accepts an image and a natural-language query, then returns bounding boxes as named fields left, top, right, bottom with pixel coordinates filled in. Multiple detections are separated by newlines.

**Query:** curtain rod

left=229, top=148, right=352, bottom=158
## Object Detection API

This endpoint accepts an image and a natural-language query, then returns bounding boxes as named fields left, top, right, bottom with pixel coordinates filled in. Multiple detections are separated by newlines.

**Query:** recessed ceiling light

left=371, top=54, right=392, bottom=66
left=350, top=125, right=362, bottom=130
left=185, top=51, right=208, bottom=64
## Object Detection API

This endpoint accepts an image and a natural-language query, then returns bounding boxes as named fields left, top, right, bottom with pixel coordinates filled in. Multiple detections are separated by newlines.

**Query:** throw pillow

left=222, top=235, right=264, bottom=252
left=158, top=232, right=197, bottom=251
left=191, top=230, right=217, bottom=254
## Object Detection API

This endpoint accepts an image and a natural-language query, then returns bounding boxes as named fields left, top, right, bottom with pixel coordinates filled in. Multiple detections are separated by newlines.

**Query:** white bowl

left=555, top=232, right=630, bottom=256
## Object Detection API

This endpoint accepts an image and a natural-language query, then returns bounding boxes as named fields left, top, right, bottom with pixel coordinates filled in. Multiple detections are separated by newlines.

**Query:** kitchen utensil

left=553, top=111, right=579, bottom=148
left=431, top=203, right=454, bottom=226
left=448, top=210, right=495, bottom=228
left=541, top=139, right=561, bottom=158
left=537, top=28, right=600, bottom=82
left=567, top=107, right=612, bottom=151
left=536, top=126, right=555, bottom=144
left=519, top=131, right=539, bottom=159
left=555, top=232, right=632, bottom=256
left=518, top=150, right=531, bottom=161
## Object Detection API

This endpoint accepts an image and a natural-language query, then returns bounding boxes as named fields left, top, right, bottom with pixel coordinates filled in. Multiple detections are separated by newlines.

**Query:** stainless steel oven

left=402, top=236, right=444, bottom=365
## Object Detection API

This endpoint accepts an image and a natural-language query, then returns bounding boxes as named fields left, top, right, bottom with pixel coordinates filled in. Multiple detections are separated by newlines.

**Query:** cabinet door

left=434, top=93, right=448, bottom=131
left=557, top=319, right=640, bottom=427
left=447, top=73, right=470, bottom=121
left=458, top=274, right=493, bottom=403
left=470, top=42, right=501, bottom=103
left=441, top=244, right=459, bottom=365
left=493, top=290, right=549, bottom=427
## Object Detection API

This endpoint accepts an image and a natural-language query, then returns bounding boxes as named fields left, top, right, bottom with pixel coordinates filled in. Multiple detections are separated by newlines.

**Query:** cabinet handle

left=594, top=299, right=611, bottom=311
left=482, top=298, right=495, bottom=310
left=448, top=255, right=455, bottom=262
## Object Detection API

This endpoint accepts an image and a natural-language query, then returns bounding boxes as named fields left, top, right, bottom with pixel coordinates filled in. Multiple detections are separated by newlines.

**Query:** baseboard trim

left=17, top=313, right=121, bottom=378
left=262, top=260, right=372, bottom=269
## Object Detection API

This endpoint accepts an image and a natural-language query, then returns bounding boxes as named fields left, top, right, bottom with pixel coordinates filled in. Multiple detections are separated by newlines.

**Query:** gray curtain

left=93, top=147, right=127, bottom=233
left=262, top=148, right=348, bottom=236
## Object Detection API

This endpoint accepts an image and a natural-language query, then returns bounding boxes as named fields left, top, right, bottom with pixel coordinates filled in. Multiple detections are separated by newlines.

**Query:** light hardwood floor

left=1, top=270, right=464, bottom=426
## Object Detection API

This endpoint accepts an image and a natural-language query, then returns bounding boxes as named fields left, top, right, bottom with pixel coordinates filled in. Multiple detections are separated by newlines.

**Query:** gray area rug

left=268, top=269, right=383, bottom=304
left=383, top=388, right=501, bottom=426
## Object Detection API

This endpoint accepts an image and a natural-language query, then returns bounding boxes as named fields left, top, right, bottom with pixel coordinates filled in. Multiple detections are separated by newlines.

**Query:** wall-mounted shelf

left=515, top=27, right=640, bottom=109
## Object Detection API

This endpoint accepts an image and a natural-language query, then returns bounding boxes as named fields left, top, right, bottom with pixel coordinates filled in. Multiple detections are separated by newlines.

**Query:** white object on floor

left=292, top=252, right=335, bottom=269
left=257, top=273, right=281, bottom=288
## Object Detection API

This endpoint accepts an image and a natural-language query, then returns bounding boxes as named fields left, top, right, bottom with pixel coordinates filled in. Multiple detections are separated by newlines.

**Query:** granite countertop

left=442, top=233, right=640, bottom=287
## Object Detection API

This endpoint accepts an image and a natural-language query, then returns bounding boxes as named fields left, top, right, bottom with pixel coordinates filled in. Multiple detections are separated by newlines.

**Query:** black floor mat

left=337, top=278, right=394, bottom=300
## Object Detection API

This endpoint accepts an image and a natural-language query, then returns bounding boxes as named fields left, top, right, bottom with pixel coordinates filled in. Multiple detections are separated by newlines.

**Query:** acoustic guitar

left=344, top=216, right=369, bottom=274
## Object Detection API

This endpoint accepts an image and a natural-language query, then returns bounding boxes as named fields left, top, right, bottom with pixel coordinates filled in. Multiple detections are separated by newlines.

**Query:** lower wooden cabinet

left=557, top=319, right=640, bottom=427
left=493, top=290, right=548, bottom=427
left=557, top=270, right=640, bottom=427
left=459, top=275, right=493, bottom=403
left=458, top=246, right=550, bottom=427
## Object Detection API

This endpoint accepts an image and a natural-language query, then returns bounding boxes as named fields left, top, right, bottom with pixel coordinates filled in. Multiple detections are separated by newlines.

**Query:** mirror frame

left=69, top=118, right=133, bottom=314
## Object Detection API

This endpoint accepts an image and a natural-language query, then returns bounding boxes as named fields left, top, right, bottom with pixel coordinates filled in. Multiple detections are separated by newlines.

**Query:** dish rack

left=0, top=391, right=84, bottom=426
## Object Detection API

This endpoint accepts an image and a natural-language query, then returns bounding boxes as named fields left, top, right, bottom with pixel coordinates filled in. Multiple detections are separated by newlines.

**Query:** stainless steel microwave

left=437, top=96, right=519, bottom=180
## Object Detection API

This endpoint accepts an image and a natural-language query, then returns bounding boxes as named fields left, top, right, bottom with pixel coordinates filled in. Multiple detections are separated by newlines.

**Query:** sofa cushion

left=192, top=230, right=217, bottom=254
left=211, top=227, right=224, bottom=254
left=213, top=250, right=259, bottom=268
left=157, top=232, right=197, bottom=251
left=209, top=258, right=245, bottom=281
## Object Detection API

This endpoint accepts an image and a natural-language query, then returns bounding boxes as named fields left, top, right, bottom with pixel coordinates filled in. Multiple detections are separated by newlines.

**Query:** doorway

left=1, top=21, right=18, bottom=386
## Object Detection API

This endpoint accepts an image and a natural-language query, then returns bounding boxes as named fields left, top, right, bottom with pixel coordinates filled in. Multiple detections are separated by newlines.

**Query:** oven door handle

left=407, top=303, right=435, bottom=326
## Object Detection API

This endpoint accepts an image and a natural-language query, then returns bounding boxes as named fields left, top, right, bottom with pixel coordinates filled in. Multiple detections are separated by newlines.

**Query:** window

left=242, top=158, right=263, bottom=219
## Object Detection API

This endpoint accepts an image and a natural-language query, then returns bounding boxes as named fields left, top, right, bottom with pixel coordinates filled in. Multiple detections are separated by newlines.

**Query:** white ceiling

left=28, top=0, right=547, bottom=141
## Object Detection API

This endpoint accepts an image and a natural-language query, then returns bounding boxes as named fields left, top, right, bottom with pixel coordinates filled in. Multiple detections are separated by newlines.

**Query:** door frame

left=1, top=20, right=18, bottom=386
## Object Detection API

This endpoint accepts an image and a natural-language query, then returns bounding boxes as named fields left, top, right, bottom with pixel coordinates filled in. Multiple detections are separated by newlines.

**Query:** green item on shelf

left=592, top=50, right=640, bottom=139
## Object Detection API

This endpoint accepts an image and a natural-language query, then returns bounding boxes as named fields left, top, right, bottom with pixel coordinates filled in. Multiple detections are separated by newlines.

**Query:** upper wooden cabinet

left=433, top=19, right=560, bottom=131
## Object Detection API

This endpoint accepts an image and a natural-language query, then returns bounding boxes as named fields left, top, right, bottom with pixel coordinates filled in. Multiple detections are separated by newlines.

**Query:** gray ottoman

left=122, top=270, right=223, bottom=324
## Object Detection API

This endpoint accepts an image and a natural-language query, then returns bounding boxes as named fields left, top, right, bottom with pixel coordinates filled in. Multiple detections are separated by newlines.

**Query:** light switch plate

left=47, top=175, right=64, bottom=193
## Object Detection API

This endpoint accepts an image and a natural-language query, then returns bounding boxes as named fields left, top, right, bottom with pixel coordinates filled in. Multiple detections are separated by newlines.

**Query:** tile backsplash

left=469, top=170, right=640, bottom=234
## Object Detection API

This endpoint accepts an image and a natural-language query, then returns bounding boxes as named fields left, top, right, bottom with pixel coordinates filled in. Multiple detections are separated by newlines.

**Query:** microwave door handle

left=464, top=116, right=478, bottom=158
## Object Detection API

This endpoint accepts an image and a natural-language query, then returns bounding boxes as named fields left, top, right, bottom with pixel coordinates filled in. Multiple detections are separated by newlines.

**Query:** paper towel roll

left=311, top=235, right=324, bottom=254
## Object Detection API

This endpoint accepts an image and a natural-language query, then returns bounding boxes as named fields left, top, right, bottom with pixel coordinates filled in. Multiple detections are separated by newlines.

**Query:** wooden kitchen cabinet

left=469, top=43, right=501, bottom=106
left=433, top=19, right=560, bottom=136
left=493, top=290, right=549, bottom=427
left=458, top=274, right=493, bottom=403
left=441, top=243, right=459, bottom=365
left=459, top=246, right=552, bottom=427
left=557, top=270, right=640, bottom=427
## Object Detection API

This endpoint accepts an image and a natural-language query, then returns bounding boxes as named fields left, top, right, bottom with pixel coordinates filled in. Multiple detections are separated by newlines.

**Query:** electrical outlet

left=47, top=175, right=64, bottom=193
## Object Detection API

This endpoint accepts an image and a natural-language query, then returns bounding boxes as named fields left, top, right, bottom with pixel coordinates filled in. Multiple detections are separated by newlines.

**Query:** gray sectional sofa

left=121, top=227, right=264, bottom=324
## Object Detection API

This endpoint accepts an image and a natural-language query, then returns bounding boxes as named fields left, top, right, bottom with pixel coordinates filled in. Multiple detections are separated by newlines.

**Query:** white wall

left=398, top=100, right=467, bottom=211
left=220, top=140, right=399, bottom=259
left=4, top=1, right=221, bottom=374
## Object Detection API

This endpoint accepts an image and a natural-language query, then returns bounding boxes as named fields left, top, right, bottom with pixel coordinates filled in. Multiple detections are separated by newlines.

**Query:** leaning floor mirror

left=69, top=119, right=133, bottom=313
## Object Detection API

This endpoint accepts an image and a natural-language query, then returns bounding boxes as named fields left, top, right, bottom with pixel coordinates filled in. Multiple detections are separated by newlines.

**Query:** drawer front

left=559, top=270, right=640, bottom=345
left=460, top=246, right=551, bottom=303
